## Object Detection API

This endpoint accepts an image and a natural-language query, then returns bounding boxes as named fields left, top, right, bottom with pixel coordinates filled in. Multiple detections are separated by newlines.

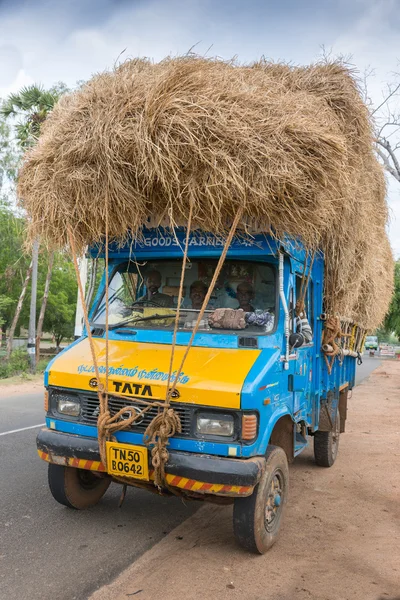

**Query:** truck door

left=291, top=274, right=314, bottom=415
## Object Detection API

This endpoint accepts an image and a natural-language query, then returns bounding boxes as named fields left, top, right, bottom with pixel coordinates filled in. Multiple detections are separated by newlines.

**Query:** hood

left=47, top=338, right=261, bottom=409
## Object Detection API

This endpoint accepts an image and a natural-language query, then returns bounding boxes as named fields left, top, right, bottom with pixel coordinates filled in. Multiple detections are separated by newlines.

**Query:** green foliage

left=0, top=199, right=31, bottom=331
left=1, top=84, right=68, bottom=149
left=0, top=295, right=12, bottom=328
left=0, top=115, right=20, bottom=185
left=374, top=327, right=398, bottom=344
left=42, top=253, right=77, bottom=347
left=383, top=260, right=400, bottom=340
left=0, top=348, right=29, bottom=379
left=0, top=199, right=78, bottom=340
left=37, top=357, right=50, bottom=373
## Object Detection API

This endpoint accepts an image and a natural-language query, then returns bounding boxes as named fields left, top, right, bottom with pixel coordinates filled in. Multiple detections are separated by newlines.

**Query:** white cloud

left=0, top=0, right=399, bottom=254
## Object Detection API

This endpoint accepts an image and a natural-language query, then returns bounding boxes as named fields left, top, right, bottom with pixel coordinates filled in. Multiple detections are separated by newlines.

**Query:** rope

left=145, top=207, right=243, bottom=488
left=166, top=202, right=193, bottom=398
left=168, top=208, right=244, bottom=400
left=68, top=228, right=179, bottom=471
left=143, top=409, right=182, bottom=488
left=322, top=315, right=352, bottom=374
left=68, top=207, right=243, bottom=488
left=296, top=250, right=315, bottom=318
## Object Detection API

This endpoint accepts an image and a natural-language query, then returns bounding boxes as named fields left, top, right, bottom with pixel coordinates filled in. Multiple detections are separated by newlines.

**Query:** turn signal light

left=44, top=390, right=49, bottom=412
left=241, top=414, right=258, bottom=440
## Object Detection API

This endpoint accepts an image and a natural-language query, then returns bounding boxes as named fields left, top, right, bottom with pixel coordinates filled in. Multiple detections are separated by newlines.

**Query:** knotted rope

left=322, top=315, right=352, bottom=374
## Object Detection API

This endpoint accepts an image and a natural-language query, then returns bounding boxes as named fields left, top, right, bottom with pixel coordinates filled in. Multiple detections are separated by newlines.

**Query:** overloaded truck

left=19, top=57, right=393, bottom=553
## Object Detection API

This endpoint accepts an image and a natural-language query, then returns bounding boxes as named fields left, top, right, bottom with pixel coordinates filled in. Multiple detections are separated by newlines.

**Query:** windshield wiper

left=108, top=313, right=175, bottom=329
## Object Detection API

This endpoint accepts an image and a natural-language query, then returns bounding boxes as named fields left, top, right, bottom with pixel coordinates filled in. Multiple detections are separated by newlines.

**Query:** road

left=0, top=392, right=197, bottom=600
left=0, top=356, right=381, bottom=600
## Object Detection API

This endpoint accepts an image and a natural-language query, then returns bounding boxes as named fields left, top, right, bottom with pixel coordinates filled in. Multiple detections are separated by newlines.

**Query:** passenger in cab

left=137, top=270, right=174, bottom=308
left=236, top=281, right=255, bottom=312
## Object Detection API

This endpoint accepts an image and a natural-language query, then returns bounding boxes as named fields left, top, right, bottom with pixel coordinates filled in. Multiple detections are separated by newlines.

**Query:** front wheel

left=48, top=464, right=111, bottom=509
left=233, top=446, right=289, bottom=554
left=314, top=408, right=340, bottom=467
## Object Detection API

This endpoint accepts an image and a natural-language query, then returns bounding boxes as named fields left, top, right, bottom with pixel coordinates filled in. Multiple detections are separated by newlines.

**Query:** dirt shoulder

left=91, top=362, right=400, bottom=600
left=0, top=374, right=44, bottom=396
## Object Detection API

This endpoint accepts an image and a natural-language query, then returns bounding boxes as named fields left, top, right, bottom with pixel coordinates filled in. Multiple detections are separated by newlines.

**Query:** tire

left=48, top=464, right=111, bottom=509
left=314, top=408, right=340, bottom=467
left=233, top=446, right=289, bottom=554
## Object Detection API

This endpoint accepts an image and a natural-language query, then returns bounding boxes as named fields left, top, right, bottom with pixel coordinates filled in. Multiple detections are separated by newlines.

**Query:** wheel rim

left=264, top=469, right=284, bottom=533
left=331, top=411, right=340, bottom=461
left=77, top=469, right=100, bottom=490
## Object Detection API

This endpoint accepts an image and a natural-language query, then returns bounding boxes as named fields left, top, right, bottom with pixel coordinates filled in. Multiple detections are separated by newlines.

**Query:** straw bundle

left=17, top=57, right=393, bottom=329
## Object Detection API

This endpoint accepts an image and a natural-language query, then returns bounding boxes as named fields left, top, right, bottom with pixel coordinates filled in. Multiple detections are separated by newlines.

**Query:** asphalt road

left=0, top=391, right=197, bottom=600
left=0, top=355, right=381, bottom=600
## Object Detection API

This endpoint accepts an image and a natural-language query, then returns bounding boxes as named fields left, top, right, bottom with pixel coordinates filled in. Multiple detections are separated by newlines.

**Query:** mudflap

left=318, top=390, right=339, bottom=432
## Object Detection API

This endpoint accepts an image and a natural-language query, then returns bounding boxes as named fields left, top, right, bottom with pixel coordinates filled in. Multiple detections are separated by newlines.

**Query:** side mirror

left=289, top=332, right=304, bottom=349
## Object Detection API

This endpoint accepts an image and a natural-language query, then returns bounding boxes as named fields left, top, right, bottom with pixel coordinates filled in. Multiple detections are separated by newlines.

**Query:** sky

left=1, top=0, right=400, bottom=253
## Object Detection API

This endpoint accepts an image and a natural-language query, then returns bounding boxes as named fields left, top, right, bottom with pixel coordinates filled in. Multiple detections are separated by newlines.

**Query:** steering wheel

left=129, top=299, right=164, bottom=308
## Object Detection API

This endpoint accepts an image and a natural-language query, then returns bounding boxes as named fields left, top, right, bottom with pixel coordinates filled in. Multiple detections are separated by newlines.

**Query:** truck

left=364, top=335, right=378, bottom=351
left=37, top=229, right=362, bottom=554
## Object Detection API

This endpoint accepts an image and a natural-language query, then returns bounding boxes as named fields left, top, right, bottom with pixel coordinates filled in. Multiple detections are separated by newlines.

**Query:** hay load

left=17, top=57, right=393, bottom=329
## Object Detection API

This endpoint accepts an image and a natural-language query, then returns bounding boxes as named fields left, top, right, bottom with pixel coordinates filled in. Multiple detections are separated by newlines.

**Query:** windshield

left=92, top=259, right=276, bottom=334
left=366, top=336, right=378, bottom=342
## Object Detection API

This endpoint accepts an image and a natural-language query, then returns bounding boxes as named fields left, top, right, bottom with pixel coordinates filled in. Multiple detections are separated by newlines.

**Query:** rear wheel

left=314, top=408, right=340, bottom=467
left=48, top=464, right=111, bottom=509
left=233, top=446, right=289, bottom=554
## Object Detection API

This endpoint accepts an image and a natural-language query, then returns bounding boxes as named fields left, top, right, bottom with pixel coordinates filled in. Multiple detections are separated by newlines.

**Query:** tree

left=42, top=253, right=77, bottom=350
left=372, top=76, right=400, bottom=182
left=0, top=295, right=12, bottom=347
left=384, top=260, right=400, bottom=339
left=36, top=251, right=54, bottom=360
left=1, top=83, right=67, bottom=148
left=1, top=83, right=68, bottom=367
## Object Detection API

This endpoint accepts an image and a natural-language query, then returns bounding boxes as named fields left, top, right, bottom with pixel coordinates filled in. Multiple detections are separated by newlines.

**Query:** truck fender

left=258, top=408, right=295, bottom=463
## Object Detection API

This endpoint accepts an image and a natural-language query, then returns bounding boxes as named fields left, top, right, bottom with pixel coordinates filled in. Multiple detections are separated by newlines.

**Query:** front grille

left=79, top=394, right=193, bottom=437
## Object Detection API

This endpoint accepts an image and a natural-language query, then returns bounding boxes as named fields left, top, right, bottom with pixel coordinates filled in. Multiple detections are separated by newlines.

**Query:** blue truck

left=37, top=229, right=361, bottom=553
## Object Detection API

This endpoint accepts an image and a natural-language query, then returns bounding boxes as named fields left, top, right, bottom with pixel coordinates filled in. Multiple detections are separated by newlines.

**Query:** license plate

left=106, top=442, right=149, bottom=481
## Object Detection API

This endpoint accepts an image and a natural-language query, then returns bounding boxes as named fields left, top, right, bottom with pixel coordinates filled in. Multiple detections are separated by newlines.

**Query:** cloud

left=0, top=0, right=399, bottom=254
left=0, top=45, right=23, bottom=87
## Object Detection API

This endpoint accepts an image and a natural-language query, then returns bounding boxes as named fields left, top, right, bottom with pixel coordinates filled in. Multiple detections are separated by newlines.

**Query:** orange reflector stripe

left=44, top=391, right=49, bottom=412
left=37, top=451, right=252, bottom=496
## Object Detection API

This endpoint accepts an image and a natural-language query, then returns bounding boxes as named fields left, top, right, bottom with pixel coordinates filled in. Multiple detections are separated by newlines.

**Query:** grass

left=0, top=349, right=51, bottom=381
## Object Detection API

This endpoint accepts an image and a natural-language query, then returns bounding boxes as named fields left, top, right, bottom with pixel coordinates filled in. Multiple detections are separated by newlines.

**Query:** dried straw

left=17, top=56, right=393, bottom=329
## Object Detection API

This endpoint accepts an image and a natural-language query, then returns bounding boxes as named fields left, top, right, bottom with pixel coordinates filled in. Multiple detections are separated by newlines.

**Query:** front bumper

left=37, top=428, right=264, bottom=497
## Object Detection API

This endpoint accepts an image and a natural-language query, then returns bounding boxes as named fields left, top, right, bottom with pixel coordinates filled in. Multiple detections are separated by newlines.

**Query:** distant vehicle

left=365, top=335, right=378, bottom=351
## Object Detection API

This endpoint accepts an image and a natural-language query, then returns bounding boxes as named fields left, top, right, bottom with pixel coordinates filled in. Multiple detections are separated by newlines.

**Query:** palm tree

left=1, top=83, right=67, bottom=148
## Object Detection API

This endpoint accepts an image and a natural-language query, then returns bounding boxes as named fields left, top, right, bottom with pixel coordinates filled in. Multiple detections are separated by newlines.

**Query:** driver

left=189, top=280, right=208, bottom=310
left=137, top=270, right=174, bottom=308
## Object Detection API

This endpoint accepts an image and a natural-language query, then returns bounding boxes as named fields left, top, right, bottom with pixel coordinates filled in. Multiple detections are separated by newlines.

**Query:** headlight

left=54, top=392, right=81, bottom=417
left=196, top=413, right=234, bottom=437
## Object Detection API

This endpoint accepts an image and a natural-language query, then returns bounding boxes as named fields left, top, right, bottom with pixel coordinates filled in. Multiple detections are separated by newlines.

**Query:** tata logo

left=89, top=378, right=98, bottom=388
left=112, top=381, right=153, bottom=396
left=119, top=406, right=145, bottom=425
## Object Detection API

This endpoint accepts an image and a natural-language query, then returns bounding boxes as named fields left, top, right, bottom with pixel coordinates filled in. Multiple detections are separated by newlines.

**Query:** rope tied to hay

left=296, top=250, right=315, bottom=319
left=322, top=315, right=352, bottom=374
